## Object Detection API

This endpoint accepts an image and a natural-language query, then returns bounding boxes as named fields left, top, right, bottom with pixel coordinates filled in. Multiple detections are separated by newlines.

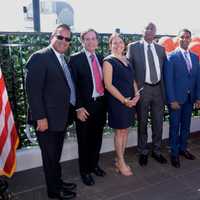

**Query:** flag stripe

left=4, top=126, right=19, bottom=176
left=0, top=68, right=19, bottom=177
left=1, top=109, right=14, bottom=167
left=0, top=88, right=9, bottom=153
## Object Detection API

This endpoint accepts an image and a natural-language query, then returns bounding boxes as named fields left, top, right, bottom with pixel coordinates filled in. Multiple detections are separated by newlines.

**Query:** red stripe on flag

left=0, top=101, right=11, bottom=154
left=0, top=76, right=4, bottom=112
left=0, top=68, right=19, bottom=177
left=3, top=126, right=19, bottom=176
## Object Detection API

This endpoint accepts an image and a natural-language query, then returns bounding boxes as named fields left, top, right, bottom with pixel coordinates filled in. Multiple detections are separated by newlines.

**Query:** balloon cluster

left=158, top=36, right=200, bottom=60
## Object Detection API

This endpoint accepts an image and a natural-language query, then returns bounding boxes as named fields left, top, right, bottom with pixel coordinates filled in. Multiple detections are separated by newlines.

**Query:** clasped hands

left=124, top=95, right=140, bottom=108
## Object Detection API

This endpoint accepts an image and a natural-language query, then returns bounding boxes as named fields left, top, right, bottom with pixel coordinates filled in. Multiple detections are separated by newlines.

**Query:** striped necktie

left=184, top=51, right=192, bottom=73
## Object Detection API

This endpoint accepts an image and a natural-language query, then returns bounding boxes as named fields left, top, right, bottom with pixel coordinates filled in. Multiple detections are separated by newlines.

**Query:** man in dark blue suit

left=26, top=24, right=76, bottom=199
left=164, top=29, right=200, bottom=168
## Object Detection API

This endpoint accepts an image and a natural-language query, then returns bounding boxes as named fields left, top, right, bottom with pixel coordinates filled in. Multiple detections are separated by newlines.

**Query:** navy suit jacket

left=26, top=47, right=71, bottom=131
left=164, top=49, right=200, bottom=104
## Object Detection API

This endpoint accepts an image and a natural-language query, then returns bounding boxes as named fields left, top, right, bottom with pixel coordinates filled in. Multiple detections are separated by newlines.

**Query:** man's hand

left=195, top=100, right=200, bottom=109
left=76, top=107, right=90, bottom=122
left=170, top=101, right=180, bottom=110
left=36, top=118, right=48, bottom=132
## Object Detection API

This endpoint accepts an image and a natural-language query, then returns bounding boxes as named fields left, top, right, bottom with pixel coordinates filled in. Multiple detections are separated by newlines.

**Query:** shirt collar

left=84, top=48, right=96, bottom=58
left=50, top=44, right=63, bottom=57
left=142, top=39, right=154, bottom=48
left=179, top=47, right=189, bottom=55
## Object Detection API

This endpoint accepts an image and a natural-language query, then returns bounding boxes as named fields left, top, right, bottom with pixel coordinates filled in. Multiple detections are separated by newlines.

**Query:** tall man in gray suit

left=127, top=22, right=167, bottom=166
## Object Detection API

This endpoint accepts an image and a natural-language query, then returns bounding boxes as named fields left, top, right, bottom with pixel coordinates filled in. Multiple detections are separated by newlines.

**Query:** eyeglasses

left=56, top=35, right=71, bottom=42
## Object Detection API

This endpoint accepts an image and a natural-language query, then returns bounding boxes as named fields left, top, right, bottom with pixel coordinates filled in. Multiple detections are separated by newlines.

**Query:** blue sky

left=0, top=0, right=200, bottom=35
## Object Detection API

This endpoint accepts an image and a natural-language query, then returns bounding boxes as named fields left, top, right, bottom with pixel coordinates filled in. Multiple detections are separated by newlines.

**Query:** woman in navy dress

left=103, top=33, right=140, bottom=176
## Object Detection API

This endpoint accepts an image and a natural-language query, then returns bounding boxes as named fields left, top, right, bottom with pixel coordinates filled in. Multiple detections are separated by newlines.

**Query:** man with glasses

left=69, top=29, right=107, bottom=186
left=26, top=24, right=76, bottom=199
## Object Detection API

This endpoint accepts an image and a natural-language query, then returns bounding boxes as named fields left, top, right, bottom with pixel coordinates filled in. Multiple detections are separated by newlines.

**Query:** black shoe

left=152, top=152, right=167, bottom=164
left=62, top=181, right=77, bottom=191
left=48, top=190, right=76, bottom=199
left=0, top=179, right=8, bottom=193
left=92, top=166, right=106, bottom=177
left=139, top=154, right=148, bottom=166
left=171, top=156, right=180, bottom=168
left=179, top=150, right=196, bottom=160
left=81, top=174, right=95, bottom=186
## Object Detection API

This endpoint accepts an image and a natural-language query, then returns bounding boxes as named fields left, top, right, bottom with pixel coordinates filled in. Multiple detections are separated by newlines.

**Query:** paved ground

left=5, top=133, right=200, bottom=200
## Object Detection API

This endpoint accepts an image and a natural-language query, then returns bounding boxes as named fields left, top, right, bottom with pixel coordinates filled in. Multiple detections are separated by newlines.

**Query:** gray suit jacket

left=126, top=40, right=166, bottom=101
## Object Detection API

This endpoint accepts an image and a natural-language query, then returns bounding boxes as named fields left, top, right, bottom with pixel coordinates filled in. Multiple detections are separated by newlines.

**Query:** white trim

left=16, top=118, right=200, bottom=172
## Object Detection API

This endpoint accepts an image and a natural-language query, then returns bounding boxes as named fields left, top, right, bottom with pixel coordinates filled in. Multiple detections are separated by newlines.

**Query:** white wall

left=16, top=118, right=200, bottom=172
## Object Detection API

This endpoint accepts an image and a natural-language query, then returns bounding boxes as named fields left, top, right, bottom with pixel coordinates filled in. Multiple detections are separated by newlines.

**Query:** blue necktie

left=60, top=54, right=76, bottom=106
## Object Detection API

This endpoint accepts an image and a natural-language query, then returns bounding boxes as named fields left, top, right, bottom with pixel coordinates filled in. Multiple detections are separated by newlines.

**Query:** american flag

left=0, top=68, right=19, bottom=177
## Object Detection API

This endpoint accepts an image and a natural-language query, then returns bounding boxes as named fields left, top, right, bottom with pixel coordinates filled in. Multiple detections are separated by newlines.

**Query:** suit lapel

left=139, top=41, right=146, bottom=80
left=189, top=52, right=195, bottom=74
left=48, top=47, right=70, bottom=86
left=176, top=50, right=190, bottom=74
left=80, top=50, right=93, bottom=84
left=154, top=44, right=163, bottom=73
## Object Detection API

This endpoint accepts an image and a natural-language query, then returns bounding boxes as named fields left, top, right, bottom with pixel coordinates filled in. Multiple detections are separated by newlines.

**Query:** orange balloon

left=158, top=36, right=175, bottom=53
left=191, top=37, right=200, bottom=43
left=173, top=37, right=179, bottom=49
left=189, top=42, right=200, bottom=60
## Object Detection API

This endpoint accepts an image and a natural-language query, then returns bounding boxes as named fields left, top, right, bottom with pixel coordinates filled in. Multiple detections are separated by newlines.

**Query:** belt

left=144, top=81, right=160, bottom=86
left=91, top=96, right=104, bottom=102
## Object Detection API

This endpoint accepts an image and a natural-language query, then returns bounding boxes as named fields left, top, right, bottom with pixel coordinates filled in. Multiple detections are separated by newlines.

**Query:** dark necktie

left=147, top=44, right=158, bottom=84
left=60, top=54, right=76, bottom=106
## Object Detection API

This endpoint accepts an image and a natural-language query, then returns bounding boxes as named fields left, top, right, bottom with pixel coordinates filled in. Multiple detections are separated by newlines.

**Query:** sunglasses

left=56, top=35, right=71, bottom=42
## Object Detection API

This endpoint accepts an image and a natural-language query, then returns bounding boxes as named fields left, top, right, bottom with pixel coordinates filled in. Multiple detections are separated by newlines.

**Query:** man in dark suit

left=69, top=29, right=107, bottom=186
left=26, top=24, right=76, bottom=200
left=164, top=29, right=200, bottom=168
left=127, top=22, right=167, bottom=166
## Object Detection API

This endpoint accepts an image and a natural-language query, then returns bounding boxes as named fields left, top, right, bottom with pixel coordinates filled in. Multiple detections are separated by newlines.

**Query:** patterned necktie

left=184, top=51, right=192, bottom=73
left=147, top=44, right=158, bottom=84
left=90, top=54, right=104, bottom=95
left=60, top=54, right=76, bottom=105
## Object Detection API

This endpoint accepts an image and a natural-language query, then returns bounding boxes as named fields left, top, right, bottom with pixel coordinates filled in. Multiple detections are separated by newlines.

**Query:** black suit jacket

left=26, top=47, right=71, bottom=131
left=68, top=50, right=104, bottom=109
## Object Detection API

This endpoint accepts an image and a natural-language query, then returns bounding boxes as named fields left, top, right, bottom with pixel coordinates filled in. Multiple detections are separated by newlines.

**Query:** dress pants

left=36, top=130, right=65, bottom=194
left=137, top=84, right=164, bottom=155
left=169, top=95, right=193, bottom=157
left=76, top=98, right=106, bottom=175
